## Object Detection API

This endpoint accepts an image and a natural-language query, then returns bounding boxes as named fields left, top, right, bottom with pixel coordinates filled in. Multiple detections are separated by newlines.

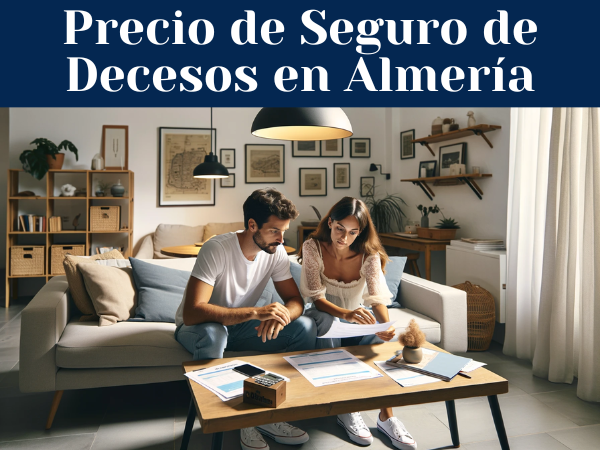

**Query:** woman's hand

left=375, top=325, right=395, bottom=342
left=344, top=307, right=376, bottom=325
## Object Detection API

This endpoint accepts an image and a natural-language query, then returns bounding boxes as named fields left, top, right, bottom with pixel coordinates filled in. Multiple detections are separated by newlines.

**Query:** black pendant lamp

left=193, top=108, right=230, bottom=179
left=251, top=107, right=353, bottom=141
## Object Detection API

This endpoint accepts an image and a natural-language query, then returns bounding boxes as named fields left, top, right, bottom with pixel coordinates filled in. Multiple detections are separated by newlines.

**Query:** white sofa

left=19, top=257, right=467, bottom=428
left=135, top=222, right=245, bottom=259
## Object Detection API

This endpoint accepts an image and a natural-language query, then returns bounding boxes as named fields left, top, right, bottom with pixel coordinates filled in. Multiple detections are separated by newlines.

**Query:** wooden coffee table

left=180, top=342, right=509, bottom=450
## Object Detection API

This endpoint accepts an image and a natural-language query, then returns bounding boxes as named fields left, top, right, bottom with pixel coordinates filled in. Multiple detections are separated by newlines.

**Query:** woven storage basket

left=51, top=244, right=85, bottom=275
left=452, top=281, right=495, bottom=351
left=10, top=246, right=45, bottom=276
left=90, top=206, right=120, bottom=231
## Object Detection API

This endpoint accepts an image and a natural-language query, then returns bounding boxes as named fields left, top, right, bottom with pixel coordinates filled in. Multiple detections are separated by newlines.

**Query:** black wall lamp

left=370, top=163, right=390, bottom=180
left=193, top=107, right=230, bottom=179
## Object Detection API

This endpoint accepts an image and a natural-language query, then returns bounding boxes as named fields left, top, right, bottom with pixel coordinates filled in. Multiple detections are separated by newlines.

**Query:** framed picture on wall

left=400, top=129, right=415, bottom=160
left=102, top=125, right=129, bottom=169
left=418, top=160, right=437, bottom=178
left=320, top=139, right=343, bottom=157
left=439, top=143, right=466, bottom=176
left=220, top=173, right=235, bottom=188
left=360, top=176, right=375, bottom=197
left=350, top=138, right=370, bottom=158
left=245, top=144, right=285, bottom=183
left=299, top=168, right=327, bottom=196
left=220, top=148, right=235, bottom=168
left=159, top=127, right=216, bottom=207
left=333, top=163, right=350, bottom=188
left=293, top=140, right=320, bottom=157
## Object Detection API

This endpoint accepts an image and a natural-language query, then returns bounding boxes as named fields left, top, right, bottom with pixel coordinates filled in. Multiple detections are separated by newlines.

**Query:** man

left=175, top=188, right=316, bottom=450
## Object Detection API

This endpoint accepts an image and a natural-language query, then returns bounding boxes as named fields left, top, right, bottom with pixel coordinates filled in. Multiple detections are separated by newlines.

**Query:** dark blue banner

left=0, top=1, right=596, bottom=106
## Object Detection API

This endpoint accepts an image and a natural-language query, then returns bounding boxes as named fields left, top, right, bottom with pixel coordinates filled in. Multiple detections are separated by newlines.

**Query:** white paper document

left=461, top=360, right=487, bottom=373
left=284, top=349, right=382, bottom=387
left=318, top=321, right=395, bottom=339
left=374, top=361, right=441, bottom=387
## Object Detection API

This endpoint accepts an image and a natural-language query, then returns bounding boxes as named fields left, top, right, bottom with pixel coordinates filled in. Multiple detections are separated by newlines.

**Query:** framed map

left=245, top=144, right=285, bottom=183
left=159, top=127, right=216, bottom=206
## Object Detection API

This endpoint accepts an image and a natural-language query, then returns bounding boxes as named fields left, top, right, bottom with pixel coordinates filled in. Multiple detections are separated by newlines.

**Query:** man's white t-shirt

left=175, top=231, right=292, bottom=327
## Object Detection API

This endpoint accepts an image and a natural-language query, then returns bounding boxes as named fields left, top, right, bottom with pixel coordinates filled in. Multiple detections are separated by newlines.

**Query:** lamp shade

left=369, top=163, right=378, bottom=172
left=193, top=152, right=230, bottom=178
left=251, top=107, right=353, bottom=141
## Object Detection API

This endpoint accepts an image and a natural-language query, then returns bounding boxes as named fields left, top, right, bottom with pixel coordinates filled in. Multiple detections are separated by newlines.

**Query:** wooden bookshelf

left=413, top=125, right=501, bottom=156
left=401, top=173, right=493, bottom=200
left=5, top=169, right=134, bottom=307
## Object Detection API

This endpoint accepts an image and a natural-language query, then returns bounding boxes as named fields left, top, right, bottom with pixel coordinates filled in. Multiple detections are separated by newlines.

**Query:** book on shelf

left=393, top=232, right=420, bottom=239
left=461, top=238, right=504, bottom=244
left=386, top=348, right=472, bottom=382
left=49, top=216, right=62, bottom=232
left=451, top=239, right=505, bottom=251
left=17, top=215, right=46, bottom=232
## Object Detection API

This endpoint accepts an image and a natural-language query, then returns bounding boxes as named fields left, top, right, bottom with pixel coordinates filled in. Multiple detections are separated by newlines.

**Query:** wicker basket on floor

left=452, top=281, right=495, bottom=351
left=51, top=244, right=85, bottom=275
left=10, top=246, right=45, bottom=276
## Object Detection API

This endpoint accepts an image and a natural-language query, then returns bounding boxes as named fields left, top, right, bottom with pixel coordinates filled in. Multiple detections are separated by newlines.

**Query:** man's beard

left=253, top=232, right=280, bottom=254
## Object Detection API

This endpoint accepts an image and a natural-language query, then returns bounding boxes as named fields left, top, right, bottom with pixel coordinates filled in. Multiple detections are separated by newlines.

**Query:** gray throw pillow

left=129, top=257, right=191, bottom=322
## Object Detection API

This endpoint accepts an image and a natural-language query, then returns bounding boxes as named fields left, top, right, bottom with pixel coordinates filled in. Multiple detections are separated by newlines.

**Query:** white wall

left=392, top=108, right=511, bottom=283
left=8, top=108, right=388, bottom=253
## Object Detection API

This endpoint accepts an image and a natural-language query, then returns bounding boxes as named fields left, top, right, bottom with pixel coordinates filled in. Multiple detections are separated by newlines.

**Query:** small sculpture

left=72, top=213, right=81, bottom=230
left=16, top=190, right=36, bottom=197
left=60, top=184, right=77, bottom=197
left=467, top=111, right=476, bottom=127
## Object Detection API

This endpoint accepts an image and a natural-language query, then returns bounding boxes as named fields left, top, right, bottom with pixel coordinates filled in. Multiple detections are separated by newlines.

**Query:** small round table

left=161, top=244, right=296, bottom=258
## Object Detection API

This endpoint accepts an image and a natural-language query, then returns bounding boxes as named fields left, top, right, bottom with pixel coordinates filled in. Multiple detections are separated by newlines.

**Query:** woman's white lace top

left=300, top=239, right=392, bottom=310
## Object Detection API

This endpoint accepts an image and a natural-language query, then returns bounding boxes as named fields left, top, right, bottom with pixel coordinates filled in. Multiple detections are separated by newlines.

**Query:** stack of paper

left=451, top=239, right=506, bottom=251
left=284, top=349, right=382, bottom=387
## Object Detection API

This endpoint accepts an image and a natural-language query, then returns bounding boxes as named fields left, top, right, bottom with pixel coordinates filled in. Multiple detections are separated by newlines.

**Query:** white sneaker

left=256, top=422, right=309, bottom=445
left=241, top=427, right=269, bottom=450
left=377, top=416, right=417, bottom=450
left=337, top=412, right=373, bottom=445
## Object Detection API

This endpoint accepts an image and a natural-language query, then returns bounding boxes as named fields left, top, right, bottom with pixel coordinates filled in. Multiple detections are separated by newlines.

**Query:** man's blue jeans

left=175, top=317, right=317, bottom=360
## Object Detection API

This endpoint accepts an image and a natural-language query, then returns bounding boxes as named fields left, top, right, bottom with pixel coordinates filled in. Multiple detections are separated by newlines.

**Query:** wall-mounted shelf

left=412, top=125, right=501, bottom=156
left=401, top=174, right=493, bottom=200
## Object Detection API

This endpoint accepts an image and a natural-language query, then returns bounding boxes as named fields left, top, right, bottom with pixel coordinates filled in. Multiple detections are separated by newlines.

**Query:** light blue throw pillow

left=129, top=257, right=191, bottom=322
left=385, top=256, right=407, bottom=307
left=263, top=261, right=302, bottom=305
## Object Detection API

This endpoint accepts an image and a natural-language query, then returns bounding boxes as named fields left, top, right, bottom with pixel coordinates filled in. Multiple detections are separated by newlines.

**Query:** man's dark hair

left=243, top=189, right=299, bottom=230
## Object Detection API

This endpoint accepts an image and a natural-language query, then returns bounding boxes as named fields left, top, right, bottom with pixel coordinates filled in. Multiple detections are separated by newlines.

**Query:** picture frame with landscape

left=293, top=140, right=320, bottom=157
left=159, top=127, right=216, bottom=207
left=220, top=148, right=235, bottom=168
left=439, top=143, right=466, bottom=176
left=320, top=139, right=343, bottom=157
left=350, top=138, right=371, bottom=158
left=401, top=129, right=415, bottom=160
left=299, top=168, right=327, bottom=196
left=418, top=160, right=437, bottom=178
left=360, top=176, right=375, bottom=197
left=245, top=144, right=285, bottom=183
left=333, top=163, right=350, bottom=188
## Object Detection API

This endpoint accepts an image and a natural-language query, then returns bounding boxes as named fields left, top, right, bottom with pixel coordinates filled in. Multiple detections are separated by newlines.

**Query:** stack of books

left=18, top=214, right=46, bottom=232
left=451, top=238, right=505, bottom=251
left=48, top=216, right=62, bottom=232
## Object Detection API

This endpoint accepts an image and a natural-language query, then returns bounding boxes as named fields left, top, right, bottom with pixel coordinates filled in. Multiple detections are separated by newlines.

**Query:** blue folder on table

left=386, top=349, right=472, bottom=381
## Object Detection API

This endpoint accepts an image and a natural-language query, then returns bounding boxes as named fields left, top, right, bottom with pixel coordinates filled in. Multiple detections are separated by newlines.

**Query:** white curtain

left=506, top=108, right=600, bottom=402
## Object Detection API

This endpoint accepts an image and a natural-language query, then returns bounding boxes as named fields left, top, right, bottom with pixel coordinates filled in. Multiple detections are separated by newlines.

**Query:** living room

left=1, top=107, right=599, bottom=450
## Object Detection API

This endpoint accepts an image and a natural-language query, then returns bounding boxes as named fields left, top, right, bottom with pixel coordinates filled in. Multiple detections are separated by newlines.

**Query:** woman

left=298, top=197, right=417, bottom=450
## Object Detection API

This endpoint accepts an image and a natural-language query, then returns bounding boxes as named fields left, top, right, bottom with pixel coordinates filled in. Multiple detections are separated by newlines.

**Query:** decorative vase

left=432, top=117, right=443, bottom=135
left=91, top=153, right=104, bottom=170
left=95, top=190, right=104, bottom=197
left=402, top=346, right=423, bottom=364
left=46, top=153, right=65, bottom=170
left=421, top=216, right=429, bottom=228
left=467, top=111, right=476, bottom=127
left=111, top=180, right=125, bottom=197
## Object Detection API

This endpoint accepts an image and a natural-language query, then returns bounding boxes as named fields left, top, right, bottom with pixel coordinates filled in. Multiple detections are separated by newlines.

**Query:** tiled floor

left=1, top=298, right=600, bottom=449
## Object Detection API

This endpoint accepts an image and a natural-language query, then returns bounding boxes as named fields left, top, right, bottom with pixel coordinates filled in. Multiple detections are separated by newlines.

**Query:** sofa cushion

left=385, top=256, right=407, bottom=306
left=204, top=222, right=244, bottom=239
left=264, top=261, right=302, bottom=305
left=79, top=264, right=137, bottom=326
left=387, top=307, right=441, bottom=344
left=129, top=257, right=190, bottom=322
left=56, top=320, right=191, bottom=369
left=62, top=249, right=125, bottom=319
left=153, top=224, right=205, bottom=259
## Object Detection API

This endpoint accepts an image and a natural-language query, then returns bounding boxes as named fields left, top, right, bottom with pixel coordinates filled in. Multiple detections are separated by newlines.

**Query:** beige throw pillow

left=62, top=249, right=125, bottom=320
left=78, top=264, right=137, bottom=326
left=204, top=222, right=244, bottom=239
left=153, top=224, right=205, bottom=259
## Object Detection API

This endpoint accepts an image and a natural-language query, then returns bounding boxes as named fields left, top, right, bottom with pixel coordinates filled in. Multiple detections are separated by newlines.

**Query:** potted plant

left=398, top=319, right=427, bottom=363
left=19, top=138, right=79, bottom=180
left=417, top=204, right=439, bottom=228
left=95, top=180, right=111, bottom=197
left=364, top=190, right=407, bottom=233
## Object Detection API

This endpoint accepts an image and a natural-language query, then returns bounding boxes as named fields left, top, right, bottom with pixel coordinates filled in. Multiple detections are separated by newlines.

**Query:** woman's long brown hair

left=297, top=197, right=390, bottom=272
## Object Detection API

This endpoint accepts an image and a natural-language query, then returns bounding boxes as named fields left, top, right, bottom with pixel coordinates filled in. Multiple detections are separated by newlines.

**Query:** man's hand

left=255, top=319, right=285, bottom=343
left=343, top=307, right=376, bottom=325
left=255, top=303, right=291, bottom=326
left=375, top=325, right=395, bottom=342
